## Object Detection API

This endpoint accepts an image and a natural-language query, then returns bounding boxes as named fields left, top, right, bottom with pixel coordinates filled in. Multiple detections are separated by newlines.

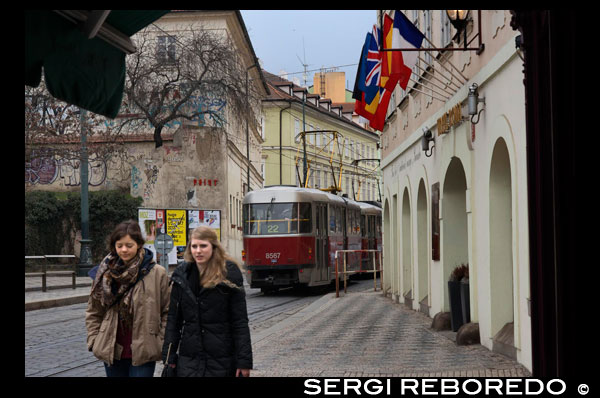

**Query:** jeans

left=104, top=359, right=156, bottom=377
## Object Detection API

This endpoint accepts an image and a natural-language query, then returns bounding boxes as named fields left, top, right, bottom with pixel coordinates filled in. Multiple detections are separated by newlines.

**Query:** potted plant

left=460, top=265, right=470, bottom=325
left=448, top=263, right=467, bottom=332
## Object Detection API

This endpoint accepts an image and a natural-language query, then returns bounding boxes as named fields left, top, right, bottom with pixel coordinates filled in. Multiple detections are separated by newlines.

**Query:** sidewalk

left=24, top=265, right=180, bottom=312
left=250, top=288, right=532, bottom=377
left=25, top=275, right=93, bottom=311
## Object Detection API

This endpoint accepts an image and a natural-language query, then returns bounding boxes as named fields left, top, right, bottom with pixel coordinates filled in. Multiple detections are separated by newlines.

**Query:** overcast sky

left=241, top=10, right=376, bottom=91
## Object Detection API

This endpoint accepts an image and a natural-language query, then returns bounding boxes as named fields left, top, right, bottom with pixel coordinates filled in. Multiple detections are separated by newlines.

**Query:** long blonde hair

left=184, top=226, right=239, bottom=288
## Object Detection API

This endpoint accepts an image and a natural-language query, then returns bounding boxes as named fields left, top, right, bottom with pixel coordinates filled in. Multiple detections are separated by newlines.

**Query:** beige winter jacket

left=85, top=263, right=170, bottom=366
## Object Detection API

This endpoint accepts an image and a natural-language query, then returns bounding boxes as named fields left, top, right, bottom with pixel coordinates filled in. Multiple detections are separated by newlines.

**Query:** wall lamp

left=421, top=129, right=435, bottom=157
left=446, top=10, right=469, bottom=50
left=468, top=83, right=485, bottom=124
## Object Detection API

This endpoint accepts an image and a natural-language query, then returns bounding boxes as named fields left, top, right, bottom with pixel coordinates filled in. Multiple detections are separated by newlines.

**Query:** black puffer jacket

left=162, top=261, right=252, bottom=377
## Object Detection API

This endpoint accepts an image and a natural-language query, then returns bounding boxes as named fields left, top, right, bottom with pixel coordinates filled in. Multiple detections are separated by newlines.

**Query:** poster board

left=139, top=208, right=221, bottom=265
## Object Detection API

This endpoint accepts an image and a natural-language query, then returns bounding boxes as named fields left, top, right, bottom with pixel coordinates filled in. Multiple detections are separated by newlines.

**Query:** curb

left=25, top=294, right=89, bottom=312
left=25, top=283, right=92, bottom=293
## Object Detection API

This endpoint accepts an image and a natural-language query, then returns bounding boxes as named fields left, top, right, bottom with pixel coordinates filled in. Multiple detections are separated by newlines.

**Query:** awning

left=25, top=10, right=170, bottom=118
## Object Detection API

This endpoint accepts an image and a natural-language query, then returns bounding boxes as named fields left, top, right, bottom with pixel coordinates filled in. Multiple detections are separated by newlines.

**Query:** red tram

left=242, top=186, right=381, bottom=293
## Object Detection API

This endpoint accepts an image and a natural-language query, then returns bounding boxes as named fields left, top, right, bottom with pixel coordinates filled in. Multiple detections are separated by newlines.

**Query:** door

left=315, top=203, right=329, bottom=282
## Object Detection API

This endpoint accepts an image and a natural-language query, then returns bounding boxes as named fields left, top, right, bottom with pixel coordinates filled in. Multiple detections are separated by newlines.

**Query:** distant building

left=25, top=10, right=269, bottom=264
left=260, top=70, right=380, bottom=201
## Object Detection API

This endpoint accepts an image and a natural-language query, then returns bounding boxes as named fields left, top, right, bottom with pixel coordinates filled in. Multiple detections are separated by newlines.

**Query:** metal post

left=343, top=252, right=347, bottom=294
left=246, top=63, right=259, bottom=193
left=373, top=251, right=377, bottom=292
left=335, top=253, right=339, bottom=298
left=78, top=108, right=93, bottom=277
left=302, top=90, right=307, bottom=187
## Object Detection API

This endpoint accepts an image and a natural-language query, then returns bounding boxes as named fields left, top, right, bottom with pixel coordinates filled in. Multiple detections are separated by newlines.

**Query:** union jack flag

left=363, top=25, right=382, bottom=104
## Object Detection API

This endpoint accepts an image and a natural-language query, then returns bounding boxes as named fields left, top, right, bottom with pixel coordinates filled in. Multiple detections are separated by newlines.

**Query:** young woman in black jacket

left=162, top=226, right=252, bottom=377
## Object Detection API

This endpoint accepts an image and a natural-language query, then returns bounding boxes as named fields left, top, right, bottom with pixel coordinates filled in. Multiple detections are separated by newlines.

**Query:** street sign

left=154, top=233, right=174, bottom=251
left=154, top=233, right=174, bottom=269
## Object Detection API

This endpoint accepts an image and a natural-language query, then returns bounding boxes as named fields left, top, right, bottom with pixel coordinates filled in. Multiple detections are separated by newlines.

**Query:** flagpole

left=421, top=35, right=469, bottom=83
left=408, top=79, right=451, bottom=102
left=409, top=77, right=452, bottom=101
left=414, top=56, right=463, bottom=91
left=411, top=64, right=456, bottom=97
left=418, top=54, right=466, bottom=87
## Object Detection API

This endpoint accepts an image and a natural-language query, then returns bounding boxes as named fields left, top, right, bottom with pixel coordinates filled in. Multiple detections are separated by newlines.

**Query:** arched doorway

left=442, top=157, right=468, bottom=312
left=402, top=188, right=412, bottom=307
left=417, top=179, right=429, bottom=315
left=489, top=138, right=515, bottom=358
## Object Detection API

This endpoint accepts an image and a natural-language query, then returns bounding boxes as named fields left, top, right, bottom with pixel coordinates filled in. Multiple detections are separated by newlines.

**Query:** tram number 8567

left=266, top=252, right=281, bottom=260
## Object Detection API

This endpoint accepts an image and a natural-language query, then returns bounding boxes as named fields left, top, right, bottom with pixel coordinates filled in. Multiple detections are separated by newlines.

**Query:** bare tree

left=25, top=82, right=128, bottom=166
left=124, top=25, right=258, bottom=148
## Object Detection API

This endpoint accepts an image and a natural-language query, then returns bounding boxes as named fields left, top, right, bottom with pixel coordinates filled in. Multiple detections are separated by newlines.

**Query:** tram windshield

left=244, top=202, right=311, bottom=235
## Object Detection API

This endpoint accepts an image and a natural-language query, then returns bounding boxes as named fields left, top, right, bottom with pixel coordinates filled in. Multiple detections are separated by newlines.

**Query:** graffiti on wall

left=25, top=150, right=107, bottom=187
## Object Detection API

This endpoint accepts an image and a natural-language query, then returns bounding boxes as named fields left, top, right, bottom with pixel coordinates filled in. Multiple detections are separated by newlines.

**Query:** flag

left=368, top=87, right=392, bottom=131
left=352, top=24, right=396, bottom=132
left=352, top=33, right=369, bottom=101
left=388, top=10, right=426, bottom=90
left=380, top=13, right=403, bottom=90
left=363, top=25, right=382, bottom=103
left=352, top=34, right=374, bottom=122
left=355, top=26, right=381, bottom=104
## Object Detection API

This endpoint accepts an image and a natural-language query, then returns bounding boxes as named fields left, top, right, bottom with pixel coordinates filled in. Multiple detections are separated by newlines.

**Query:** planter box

left=460, top=281, right=471, bottom=325
left=448, top=280, right=464, bottom=332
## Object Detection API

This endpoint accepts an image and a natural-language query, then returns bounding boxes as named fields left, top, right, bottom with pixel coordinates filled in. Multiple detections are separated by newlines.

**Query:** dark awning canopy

left=25, top=10, right=170, bottom=118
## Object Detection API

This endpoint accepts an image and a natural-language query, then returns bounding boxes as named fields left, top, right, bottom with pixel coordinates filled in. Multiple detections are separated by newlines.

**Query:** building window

left=441, top=10, right=452, bottom=47
left=294, top=118, right=300, bottom=143
left=424, top=10, right=432, bottom=66
left=157, top=35, right=177, bottom=64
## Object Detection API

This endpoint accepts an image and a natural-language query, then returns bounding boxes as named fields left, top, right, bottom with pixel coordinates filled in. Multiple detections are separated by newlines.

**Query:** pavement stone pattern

left=251, top=290, right=531, bottom=377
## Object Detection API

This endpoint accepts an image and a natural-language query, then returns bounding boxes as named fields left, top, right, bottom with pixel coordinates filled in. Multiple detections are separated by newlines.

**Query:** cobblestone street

left=251, top=289, right=530, bottom=377
left=25, top=277, right=529, bottom=377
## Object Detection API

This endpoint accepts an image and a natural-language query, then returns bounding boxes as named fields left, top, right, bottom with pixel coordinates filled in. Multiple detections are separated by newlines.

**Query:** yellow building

left=260, top=71, right=380, bottom=201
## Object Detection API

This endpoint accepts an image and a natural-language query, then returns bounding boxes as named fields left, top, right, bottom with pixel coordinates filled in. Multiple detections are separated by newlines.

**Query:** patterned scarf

left=91, top=249, right=144, bottom=329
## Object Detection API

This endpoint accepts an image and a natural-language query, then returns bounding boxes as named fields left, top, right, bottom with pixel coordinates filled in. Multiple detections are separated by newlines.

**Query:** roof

left=262, top=71, right=378, bottom=138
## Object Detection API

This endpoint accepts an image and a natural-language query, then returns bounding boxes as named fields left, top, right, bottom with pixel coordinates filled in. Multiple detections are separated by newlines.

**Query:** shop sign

left=437, top=103, right=464, bottom=135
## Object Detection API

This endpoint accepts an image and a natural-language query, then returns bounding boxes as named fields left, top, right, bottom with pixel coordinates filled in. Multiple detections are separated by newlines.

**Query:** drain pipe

left=279, top=101, right=292, bottom=185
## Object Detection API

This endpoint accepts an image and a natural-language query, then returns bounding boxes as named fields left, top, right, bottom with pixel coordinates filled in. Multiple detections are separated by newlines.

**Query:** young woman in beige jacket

left=86, top=220, right=170, bottom=377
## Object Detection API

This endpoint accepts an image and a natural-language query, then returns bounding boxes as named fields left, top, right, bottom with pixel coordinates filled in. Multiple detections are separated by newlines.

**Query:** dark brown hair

left=108, top=220, right=146, bottom=255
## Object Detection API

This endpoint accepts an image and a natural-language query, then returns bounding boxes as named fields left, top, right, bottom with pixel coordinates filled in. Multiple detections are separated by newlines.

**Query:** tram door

left=315, top=203, right=329, bottom=282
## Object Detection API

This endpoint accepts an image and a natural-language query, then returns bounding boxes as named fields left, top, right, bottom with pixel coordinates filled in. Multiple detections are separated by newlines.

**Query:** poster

left=139, top=209, right=158, bottom=261
left=139, top=208, right=221, bottom=265
left=166, top=210, right=187, bottom=261
left=188, top=210, right=221, bottom=241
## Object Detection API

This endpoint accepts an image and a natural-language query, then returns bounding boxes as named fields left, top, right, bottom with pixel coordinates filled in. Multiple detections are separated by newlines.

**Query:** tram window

left=245, top=203, right=314, bottom=235
left=243, top=204, right=249, bottom=234
left=299, top=203, right=312, bottom=233
left=329, top=206, right=336, bottom=233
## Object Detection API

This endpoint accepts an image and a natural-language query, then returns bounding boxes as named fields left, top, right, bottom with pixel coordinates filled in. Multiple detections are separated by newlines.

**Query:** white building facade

left=380, top=10, right=531, bottom=371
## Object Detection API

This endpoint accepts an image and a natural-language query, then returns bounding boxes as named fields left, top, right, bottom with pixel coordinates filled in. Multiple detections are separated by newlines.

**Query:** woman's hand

left=236, top=368, right=250, bottom=377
